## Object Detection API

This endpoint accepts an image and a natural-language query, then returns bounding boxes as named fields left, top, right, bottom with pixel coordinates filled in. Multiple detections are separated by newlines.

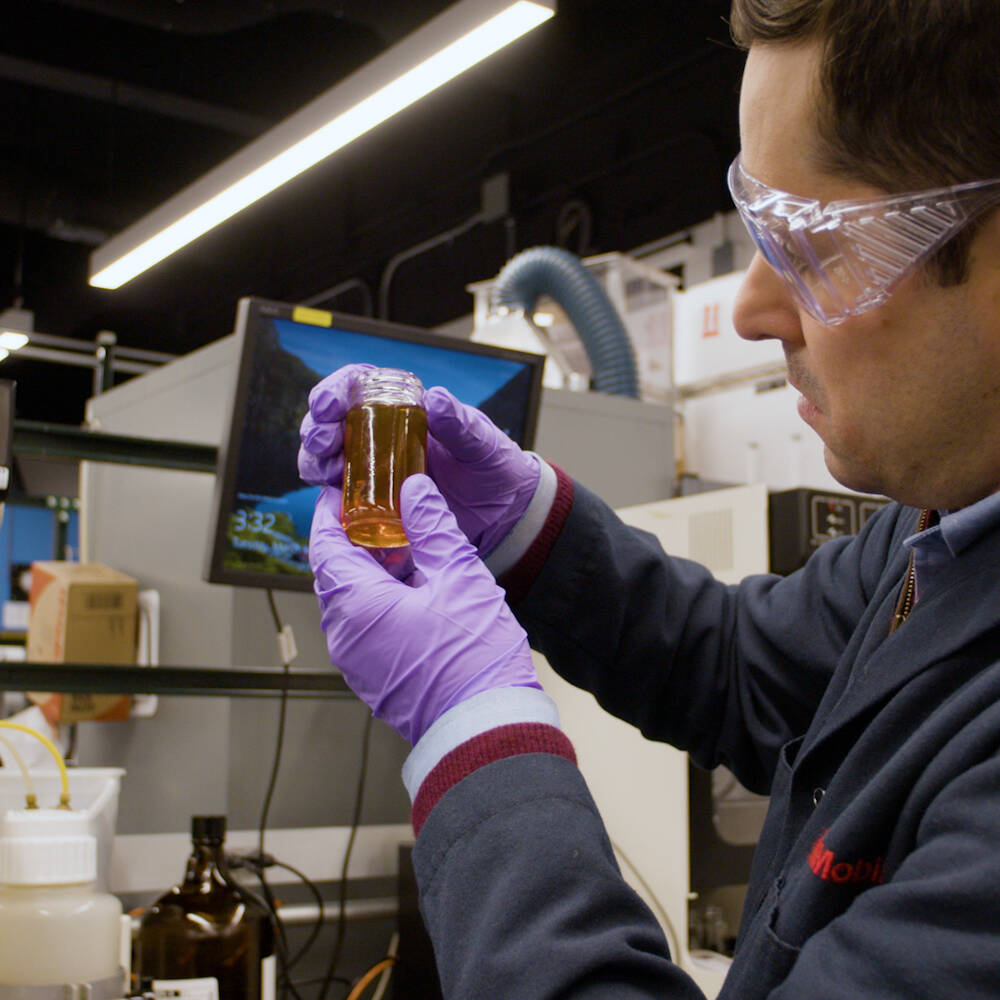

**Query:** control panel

left=769, top=488, right=889, bottom=575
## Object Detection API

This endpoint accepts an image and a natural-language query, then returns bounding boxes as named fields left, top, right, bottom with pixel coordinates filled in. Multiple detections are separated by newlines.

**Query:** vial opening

left=350, top=368, right=424, bottom=408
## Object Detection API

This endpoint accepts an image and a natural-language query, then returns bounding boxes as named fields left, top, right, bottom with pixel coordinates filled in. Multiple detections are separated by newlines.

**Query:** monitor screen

left=205, top=297, right=544, bottom=591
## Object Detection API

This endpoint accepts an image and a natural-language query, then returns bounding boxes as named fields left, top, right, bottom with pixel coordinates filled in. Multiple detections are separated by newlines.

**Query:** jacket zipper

left=889, top=508, right=935, bottom=634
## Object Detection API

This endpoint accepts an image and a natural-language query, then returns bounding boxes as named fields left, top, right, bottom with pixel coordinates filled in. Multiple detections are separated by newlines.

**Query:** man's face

left=733, top=41, right=1000, bottom=510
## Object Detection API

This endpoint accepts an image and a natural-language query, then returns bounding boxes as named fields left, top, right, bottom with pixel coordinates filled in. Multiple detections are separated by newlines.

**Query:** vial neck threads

left=350, top=368, right=424, bottom=408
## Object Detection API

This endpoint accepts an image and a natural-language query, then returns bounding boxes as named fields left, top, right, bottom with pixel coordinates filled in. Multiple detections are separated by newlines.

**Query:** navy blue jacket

left=413, top=483, right=1000, bottom=997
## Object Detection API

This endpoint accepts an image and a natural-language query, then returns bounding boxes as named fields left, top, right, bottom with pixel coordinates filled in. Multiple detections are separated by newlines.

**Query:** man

left=298, top=1, right=1000, bottom=995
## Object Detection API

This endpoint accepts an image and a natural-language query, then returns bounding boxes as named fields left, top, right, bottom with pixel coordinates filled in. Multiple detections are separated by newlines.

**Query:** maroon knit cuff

left=411, top=723, right=577, bottom=835
left=499, top=463, right=574, bottom=606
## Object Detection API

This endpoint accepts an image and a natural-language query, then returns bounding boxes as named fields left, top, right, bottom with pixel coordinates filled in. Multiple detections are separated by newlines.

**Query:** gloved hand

left=310, top=473, right=540, bottom=744
left=298, top=365, right=540, bottom=556
left=423, top=385, right=540, bottom=556
left=297, top=362, right=374, bottom=487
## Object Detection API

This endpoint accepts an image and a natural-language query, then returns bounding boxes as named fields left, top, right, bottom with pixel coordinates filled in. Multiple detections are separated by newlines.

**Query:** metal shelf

left=13, top=420, right=218, bottom=473
left=7, top=422, right=349, bottom=702
left=0, top=662, right=352, bottom=699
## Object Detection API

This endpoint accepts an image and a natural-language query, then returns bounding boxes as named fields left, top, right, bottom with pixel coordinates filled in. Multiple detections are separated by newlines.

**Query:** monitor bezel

left=204, top=296, right=545, bottom=591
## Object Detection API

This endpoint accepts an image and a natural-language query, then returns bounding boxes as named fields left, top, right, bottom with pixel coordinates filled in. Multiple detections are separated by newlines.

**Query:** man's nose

left=731, top=251, right=804, bottom=345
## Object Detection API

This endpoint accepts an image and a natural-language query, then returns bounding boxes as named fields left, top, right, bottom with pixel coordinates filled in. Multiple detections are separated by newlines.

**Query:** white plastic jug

left=0, top=809, right=123, bottom=989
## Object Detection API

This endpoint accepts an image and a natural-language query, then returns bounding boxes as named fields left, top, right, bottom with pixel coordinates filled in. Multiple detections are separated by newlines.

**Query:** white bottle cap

left=0, top=809, right=97, bottom=885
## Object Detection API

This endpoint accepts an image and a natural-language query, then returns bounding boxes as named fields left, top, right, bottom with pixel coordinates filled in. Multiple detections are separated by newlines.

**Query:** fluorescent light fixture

left=0, top=350, right=9, bottom=363
left=0, top=332, right=29, bottom=351
left=89, top=0, right=555, bottom=290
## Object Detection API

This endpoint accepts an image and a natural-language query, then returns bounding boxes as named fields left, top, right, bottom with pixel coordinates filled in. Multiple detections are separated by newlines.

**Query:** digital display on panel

left=205, top=297, right=544, bottom=591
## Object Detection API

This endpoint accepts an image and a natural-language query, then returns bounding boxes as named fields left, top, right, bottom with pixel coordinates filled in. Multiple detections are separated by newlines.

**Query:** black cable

left=261, top=885, right=299, bottom=1000
left=317, top=711, right=374, bottom=1000
left=222, top=851, right=301, bottom=1000
left=268, top=858, right=326, bottom=971
left=259, top=593, right=374, bottom=999
left=257, top=870, right=288, bottom=953
left=259, top=589, right=299, bottom=1000
left=228, top=851, right=303, bottom=1000
left=260, top=589, right=291, bottom=858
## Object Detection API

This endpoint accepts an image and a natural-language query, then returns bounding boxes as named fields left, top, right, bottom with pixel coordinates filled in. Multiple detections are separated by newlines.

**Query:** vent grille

left=688, top=508, right=734, bottom=573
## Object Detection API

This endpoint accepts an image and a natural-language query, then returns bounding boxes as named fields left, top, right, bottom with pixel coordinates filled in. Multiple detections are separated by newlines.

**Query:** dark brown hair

left=729, top=0, right=1000, bottom=283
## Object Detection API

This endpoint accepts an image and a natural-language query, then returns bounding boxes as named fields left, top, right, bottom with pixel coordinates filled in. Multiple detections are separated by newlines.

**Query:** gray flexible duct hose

left=491, top=246, right=640, bottom=397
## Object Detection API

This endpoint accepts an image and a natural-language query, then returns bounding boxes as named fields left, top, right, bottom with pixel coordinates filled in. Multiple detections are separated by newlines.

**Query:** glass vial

left=134, top=816, right=275, bottom=1000
left=341, top=368, right=427, bottom=548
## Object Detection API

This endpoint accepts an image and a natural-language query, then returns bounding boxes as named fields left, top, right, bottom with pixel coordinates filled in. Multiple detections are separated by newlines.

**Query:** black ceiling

left=1, top=0, right=744, bottom=426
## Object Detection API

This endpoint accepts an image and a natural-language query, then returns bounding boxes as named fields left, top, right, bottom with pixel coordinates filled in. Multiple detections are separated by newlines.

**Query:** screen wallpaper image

left=222, top=315, right=538, bottom=578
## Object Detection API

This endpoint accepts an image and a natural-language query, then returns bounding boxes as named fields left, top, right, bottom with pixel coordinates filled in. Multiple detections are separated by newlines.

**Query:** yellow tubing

left=0, top=733, right=37, bottom=808
left=0, top=722, right=70, bottom=808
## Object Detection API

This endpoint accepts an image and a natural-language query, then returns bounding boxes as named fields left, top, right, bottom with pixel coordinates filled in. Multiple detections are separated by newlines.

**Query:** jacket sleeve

left=510, top=481, right=911, bottom=792
left=413, top=751, right=708, bottom=1000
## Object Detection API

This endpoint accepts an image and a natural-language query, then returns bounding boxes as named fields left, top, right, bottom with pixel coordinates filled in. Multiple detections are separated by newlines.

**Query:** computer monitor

left=205, top=297, right=544, bottom=591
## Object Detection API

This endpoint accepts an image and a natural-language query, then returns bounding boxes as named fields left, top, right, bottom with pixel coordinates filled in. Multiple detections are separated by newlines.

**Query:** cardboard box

left=26, top=561, right=139, bottom=723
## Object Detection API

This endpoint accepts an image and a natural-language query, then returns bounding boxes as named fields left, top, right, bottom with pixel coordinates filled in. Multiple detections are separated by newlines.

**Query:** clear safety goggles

left=727, top=154, right=1000, bottom=325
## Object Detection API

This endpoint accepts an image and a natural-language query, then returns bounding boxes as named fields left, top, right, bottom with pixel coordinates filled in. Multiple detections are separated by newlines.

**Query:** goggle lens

left=739, top=212, right=848, bottom=325
left=727, top=156, right=1000, bottom=325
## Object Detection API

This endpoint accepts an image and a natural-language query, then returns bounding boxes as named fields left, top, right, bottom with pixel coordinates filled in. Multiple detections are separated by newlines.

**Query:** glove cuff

left=497, top=463, right=575, bottom=605
left=482, top=455, right=554, bottom=573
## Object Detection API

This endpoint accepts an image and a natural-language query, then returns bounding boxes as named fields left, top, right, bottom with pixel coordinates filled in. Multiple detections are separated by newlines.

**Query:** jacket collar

left=803, top=508, right=1000, bottom=759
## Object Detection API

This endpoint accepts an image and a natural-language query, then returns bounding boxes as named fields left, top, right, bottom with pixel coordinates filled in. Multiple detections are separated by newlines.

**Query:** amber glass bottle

left=134, top=816, right=275, bottom=1000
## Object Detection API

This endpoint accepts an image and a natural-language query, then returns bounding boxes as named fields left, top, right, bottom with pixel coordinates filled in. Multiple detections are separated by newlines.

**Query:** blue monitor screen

left=205, top=297, right=544, bottom=591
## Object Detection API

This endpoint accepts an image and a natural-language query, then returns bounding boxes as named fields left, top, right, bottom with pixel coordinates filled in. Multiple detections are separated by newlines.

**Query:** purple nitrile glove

left=298, top=362, right=374, bottom=488
left=309, top=472, right=540, bottom=744
left=423, top=386, right=540, bottom=556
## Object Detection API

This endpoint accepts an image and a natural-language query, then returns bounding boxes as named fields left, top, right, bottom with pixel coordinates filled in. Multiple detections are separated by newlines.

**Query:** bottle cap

left=191, top=815, right=226, bottom=843
left=0, top=809, right=96, bottom=885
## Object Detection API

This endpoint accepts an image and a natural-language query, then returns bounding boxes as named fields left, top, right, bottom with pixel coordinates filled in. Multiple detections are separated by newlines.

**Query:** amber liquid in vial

left=342, top=401, right=427, bottom=547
